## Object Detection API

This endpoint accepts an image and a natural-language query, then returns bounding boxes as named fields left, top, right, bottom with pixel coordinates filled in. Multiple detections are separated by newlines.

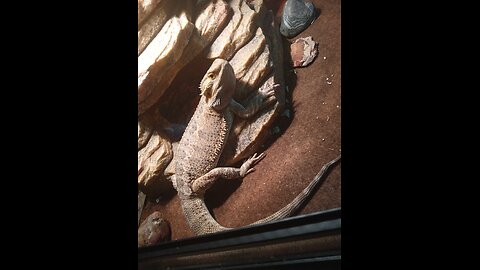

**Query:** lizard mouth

left=210, top=86, right=225, bottom=110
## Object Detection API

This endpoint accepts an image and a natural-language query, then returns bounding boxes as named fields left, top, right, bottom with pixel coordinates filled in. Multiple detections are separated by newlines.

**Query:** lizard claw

left=259, top=84, right=279, bottom=100
left=240, top=152, right=266, bottom=177
left=251, top=152, right=266, bottom=164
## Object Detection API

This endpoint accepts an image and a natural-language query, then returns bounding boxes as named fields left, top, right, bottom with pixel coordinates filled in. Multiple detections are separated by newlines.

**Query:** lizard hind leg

left=191, top=153, right=266, bottom=194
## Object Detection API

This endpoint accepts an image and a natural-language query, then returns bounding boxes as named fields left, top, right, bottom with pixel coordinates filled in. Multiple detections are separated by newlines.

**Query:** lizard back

left=175, top=97, right=233, bottom=187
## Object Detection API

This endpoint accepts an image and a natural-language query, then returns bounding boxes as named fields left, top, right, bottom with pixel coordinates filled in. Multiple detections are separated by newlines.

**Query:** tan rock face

left=138, top=12, right=194, bottom=115
left=138, top=0, right=178, bottom=56
left=138, top=0, right=164, bottom=29
left=206, top=0, right=266, bottom=60
left=138, top=128, right=173, bottom=189
left=230, top=27, right=267, bottom=83
left=193, top=0, right=231, bottom=47
left=235, top=46, right=272, bottom=100
left=138, top=115, right=154, bottom=150
left=138, top=113, right=173, bottom=189
left=221, top=10, right=286, bottom=165
left=232, top=39, right=272, bottom=101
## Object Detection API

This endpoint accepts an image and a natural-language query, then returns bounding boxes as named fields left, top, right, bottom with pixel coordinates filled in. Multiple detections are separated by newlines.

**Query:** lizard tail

left=181, top=155, right=341, bottom=235
left=252, top=154, right=341, bottom=224
left=180, top=195, right=229, bottom=235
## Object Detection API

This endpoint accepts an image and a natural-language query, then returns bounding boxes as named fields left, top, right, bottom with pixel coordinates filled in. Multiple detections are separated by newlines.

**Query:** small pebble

left=138, top=212, right=171, bottom=247
left=290, top=36, right=318, bottom=68
left=323, top=56, right=327, bottom=60
left=327, top=81, right=332, bottom=85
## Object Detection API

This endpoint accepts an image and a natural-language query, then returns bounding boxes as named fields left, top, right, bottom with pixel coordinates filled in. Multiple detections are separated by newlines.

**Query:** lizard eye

left=208, top=73, right=216, bottom=80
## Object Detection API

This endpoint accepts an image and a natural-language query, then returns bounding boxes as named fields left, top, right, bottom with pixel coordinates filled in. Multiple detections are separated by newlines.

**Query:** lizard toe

left=252, top=152, right=266, bottom=164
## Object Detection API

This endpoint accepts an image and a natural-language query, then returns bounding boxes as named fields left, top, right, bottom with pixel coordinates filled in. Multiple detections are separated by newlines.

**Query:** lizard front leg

left=192, top=153, right=265, bottom=194
left=229, top=84, right=279, bottom=118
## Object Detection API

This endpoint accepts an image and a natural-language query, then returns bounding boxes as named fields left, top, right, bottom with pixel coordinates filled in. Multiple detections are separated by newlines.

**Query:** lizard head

left=200, top=59, right=236, bottom=111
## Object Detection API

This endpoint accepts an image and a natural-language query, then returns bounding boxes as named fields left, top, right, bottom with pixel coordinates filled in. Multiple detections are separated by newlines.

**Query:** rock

left=138, top=114, right=173, bottom=189
left=138, top=12, right=194, bottom=115
left=206, top=0, right=266, bottom=60
left=138, top=0, right=231, bottom=115
left=221, top=10, right=286, bottom=165
left=138, top=212, right=171, bottom=247
left=138, top=115, right=154, bottom=150
left=290, top=36, right=318, bottom=67
left=233, top=45, right=272, bottom=101
left=138, top=0, right=179, bottom=56
left=229, top=27, right=270, bottom=100
left=138, top=0, right=164, bottom=29
left=279, top=0, right=316, bottom=38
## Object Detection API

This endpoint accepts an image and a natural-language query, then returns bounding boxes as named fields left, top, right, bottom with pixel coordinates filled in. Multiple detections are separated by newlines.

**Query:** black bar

left=139, top=208, right=341, bottom=269
left=160, top=255, right=341, bottom=270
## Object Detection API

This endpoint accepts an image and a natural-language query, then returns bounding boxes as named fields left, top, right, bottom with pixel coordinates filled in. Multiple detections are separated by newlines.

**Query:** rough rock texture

left=141, top=0, right=341, bottom=241
left=221, top=10, right=286, bottom=165
left=138, top=0, right=164, bottom=28
left=138, top=0, right=231, bottom=115
left=138, top=116, right=154, bottom=150
left=233, top=46, right=272, bottom=100
left=138, top=211, right=171, bottom=247
left=206, top=0, right=266, bottom=60
left=138, top=129, right=173, bottom=189
left=290, top=36, right=318, bottom=67
left=138, top=11, right=194, bottom=115
left=229, top=27, right=269, bottom=100
left=191, top=0, right=231, bottom=49
left=138, top=0, right=179, bottom=56
left=138, top=113, right=173, bottom=190
left=280, top=0, right=316, bottom=38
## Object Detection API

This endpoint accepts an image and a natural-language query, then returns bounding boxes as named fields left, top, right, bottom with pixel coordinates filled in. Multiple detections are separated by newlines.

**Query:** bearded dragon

left=172, top=58, right=340, bottom=235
